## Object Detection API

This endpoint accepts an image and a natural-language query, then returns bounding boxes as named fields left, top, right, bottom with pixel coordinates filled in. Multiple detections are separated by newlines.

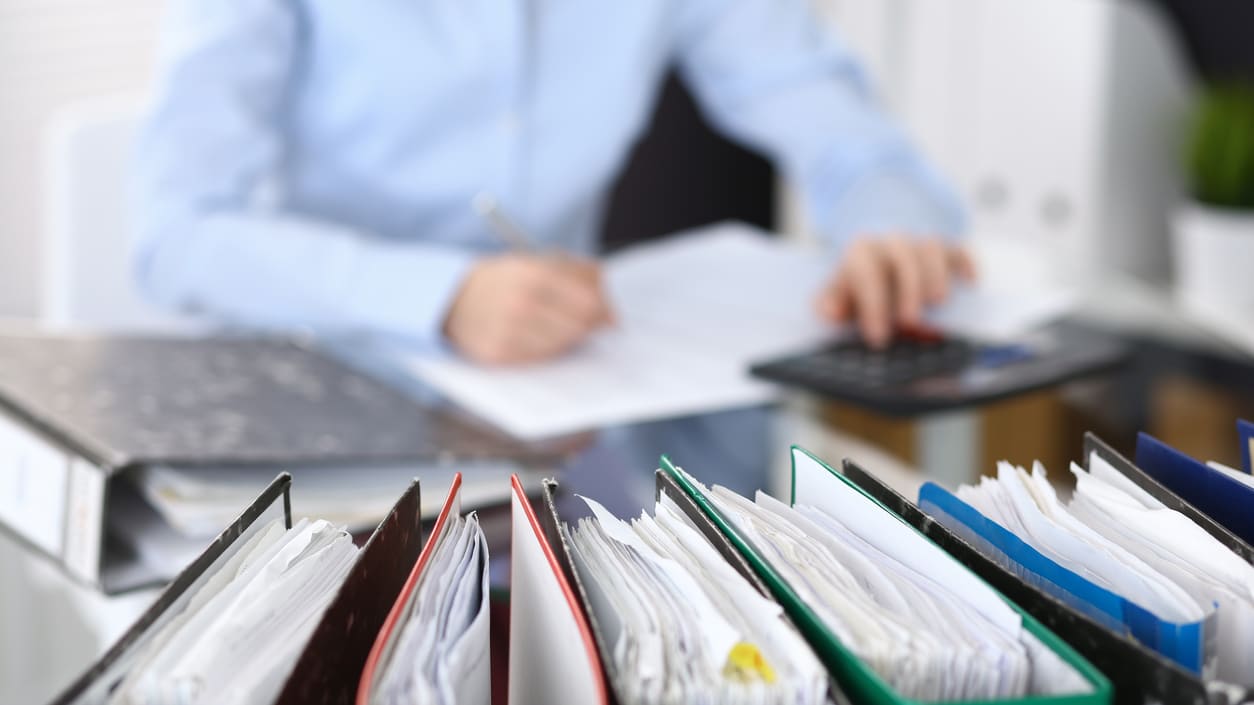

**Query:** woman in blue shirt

left=135, top=0, right=971, bottom=365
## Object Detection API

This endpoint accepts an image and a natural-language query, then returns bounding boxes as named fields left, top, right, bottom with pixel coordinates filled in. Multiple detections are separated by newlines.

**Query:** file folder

left=660, top=450, right=1112, bottom=705
left=275, top=479, right=424, bottom=705
left=1135, top=432, right=1254, bottom=545
left=357, top=473, right=490, bottom=705
left=49, top=475, right=426, bottom=705
left=919, top=477, right=1213, bottom=674
left=1084, top=434, right=1254, bottom=566
left=511, top=473, right=850, bottom=705
left=507, top=476, right=608, bottom=705
left=839, top=457, right=1212, bottom=705
left=48, top=473, right=294, bottom=705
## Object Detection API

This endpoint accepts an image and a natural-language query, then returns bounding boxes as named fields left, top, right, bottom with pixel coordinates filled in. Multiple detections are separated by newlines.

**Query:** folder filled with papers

left=1135, top=426, right=1254, bottom=546
left=357, top=473, right=491, bottom=705
left=659, top=448, right=1109, bottom=704
left=922, top=439, right=1254, bottom=688
left=50, top=475, right=428, bottom=705
left=840, top=455, right=1218, bottom=705
left=508, top=474, right=844, bottom=705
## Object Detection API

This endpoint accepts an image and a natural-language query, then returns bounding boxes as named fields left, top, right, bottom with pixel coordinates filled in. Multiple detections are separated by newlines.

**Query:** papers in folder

left=401, top=223, right=1074, bottom=439
left=924, top=450, right=1254, bottom=684
left=358, top=474, right=491, bottom=705
left=110, top=518, right=359, bottom=705
left=510, top=448, right=1108, bottom=705
left=680, top=451, right=1094, bottom=703
left=566, top=495, right=828, bottom=704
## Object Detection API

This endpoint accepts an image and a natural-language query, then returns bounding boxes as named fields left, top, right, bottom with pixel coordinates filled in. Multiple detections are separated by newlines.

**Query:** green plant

left=1187, top=82, right=1254, bottom=210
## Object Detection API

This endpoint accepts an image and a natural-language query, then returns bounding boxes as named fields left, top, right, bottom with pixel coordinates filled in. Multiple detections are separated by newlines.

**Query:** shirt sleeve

left=671, top=0, right=966, bottom=248
left=133, top=0, right=474, bottom=345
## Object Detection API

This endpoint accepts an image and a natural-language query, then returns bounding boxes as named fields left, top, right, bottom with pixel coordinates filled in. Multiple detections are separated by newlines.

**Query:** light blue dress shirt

left=135, top=0, right=963, bottom=347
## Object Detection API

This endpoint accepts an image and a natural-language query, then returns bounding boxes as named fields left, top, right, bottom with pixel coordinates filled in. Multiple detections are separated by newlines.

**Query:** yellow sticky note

left=724, top=642, right=777, bottom=684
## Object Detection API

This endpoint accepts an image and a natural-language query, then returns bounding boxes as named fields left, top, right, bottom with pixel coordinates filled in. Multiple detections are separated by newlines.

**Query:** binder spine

left=63, top=457, right=106, bottom=584
left=0, top=408, right=109, bottom=587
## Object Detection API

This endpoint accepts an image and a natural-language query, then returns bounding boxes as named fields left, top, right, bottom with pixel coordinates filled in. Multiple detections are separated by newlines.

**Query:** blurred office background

left=3, top=0, right=1254, bottom=702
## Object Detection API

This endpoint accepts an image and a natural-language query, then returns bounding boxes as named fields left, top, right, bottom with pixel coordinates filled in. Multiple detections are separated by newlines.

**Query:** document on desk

left=401, top=222, right=1074, bottom=439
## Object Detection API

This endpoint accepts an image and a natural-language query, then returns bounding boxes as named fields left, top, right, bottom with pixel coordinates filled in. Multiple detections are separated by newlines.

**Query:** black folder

left=837, top=458, right=1225, bottom=705
left=49, top=474, right=294, bottom=705
left=48, top=476, right=425, bottom=705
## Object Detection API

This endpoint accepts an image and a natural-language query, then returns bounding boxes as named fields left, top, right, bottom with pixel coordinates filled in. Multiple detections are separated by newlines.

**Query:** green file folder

left=658, top=449, right=1112, bottom=705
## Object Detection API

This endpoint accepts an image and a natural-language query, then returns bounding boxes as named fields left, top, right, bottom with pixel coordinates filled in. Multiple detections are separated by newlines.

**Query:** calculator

left=749, top=324, right=1128, bottom=416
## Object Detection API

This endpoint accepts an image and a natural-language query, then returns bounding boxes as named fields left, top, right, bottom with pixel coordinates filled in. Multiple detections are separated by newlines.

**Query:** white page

left=112, top=519, right=358, bottom=705
left=1068, top=464, right=1254, bottom=683
left=568, top=496, right=827, bottom=704
left=399, top=222, right=1073, bottom=439
left=507, top=488, right=607, bottom=705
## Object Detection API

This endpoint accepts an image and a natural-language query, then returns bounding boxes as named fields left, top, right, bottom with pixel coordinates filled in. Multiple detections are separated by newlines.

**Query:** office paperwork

left=110, top=518, right=358, bottom=705
left=358, top=474, right=491, bottom=705
left=0, top=332, right=559, bottom=592
left=658, top=448, right=1106, bottom=704
left=839, top=455, right=1217, bottom=705
left=565, top=496, right=829, bottom=704
left=925, top=463, right=1212, bottom=674
left=1135, top=426, right=1254, bottom=545
left=52, top=476, right=433, bottom=705
left=401, top=222, right=1075, bottom=439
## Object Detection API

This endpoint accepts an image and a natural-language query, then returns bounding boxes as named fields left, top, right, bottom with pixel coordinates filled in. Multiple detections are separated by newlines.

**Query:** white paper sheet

left=400, top=222, right=1074, bottom=439
left=566, top=495, right=827, bottom=705
left=111, top=518, right=359, bottom=705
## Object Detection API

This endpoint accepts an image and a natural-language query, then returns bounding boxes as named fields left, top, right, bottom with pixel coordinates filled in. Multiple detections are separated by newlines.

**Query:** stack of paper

left=367, top=514, right=490, bottom=705
left=959, top=455, right=1254, bottom=684
left=566, top=495, right=828, bottom=704
left=705, top=484, right=1034, bottom=700
left=110, top=517, right=359, bottom=705
left=957, top=462, right=1209, bottom=627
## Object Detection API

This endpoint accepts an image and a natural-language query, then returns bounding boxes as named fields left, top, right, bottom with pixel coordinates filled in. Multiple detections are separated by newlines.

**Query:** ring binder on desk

left=48, top=473, right=294, bottom=705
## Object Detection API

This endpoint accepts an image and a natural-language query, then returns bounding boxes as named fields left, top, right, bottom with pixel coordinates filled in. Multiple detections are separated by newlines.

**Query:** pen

left=473, top=192, right=534, bottom=252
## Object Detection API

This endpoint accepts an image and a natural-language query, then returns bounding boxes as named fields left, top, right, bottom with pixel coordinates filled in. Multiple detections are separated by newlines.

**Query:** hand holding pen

left=442, top=195, right=616, bottom=365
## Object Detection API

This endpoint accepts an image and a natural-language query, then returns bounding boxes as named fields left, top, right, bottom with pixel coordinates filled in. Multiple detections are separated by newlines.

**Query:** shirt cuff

left=344, top=244, right=477, bottom=347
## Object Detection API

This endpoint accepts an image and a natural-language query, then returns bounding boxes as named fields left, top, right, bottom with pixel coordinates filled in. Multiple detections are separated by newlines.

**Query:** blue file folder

left=918, top=482, right=1212, bottom=675
left=1135, top=431, right=1254, bottom=546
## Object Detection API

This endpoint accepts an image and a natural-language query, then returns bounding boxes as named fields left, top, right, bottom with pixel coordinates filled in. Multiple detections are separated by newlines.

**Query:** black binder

left=49, top=474, right=294, bottom=705
left=48, top=477, right=425, bottom=705
left=837, top=458, right=1225, bottom=705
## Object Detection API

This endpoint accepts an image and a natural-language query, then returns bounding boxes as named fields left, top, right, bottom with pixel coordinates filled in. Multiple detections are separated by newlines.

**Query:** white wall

left=0, top=0, right=163, bottom=318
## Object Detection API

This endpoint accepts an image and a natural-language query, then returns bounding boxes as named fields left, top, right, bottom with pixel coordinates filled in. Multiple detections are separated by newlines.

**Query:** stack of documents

left=507, top=448, right=1108, bottom=705
left=566, top=495, right=828, bottom=704
left=358, top=475, right=491, bottom=705
left=940, top=454, right=1254, bottom=683
left=1135, top=421, right=1254, bottom=545
left=110, top=517, right=359, bottom=705
left=692, top=463, right=1093, bottom=701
